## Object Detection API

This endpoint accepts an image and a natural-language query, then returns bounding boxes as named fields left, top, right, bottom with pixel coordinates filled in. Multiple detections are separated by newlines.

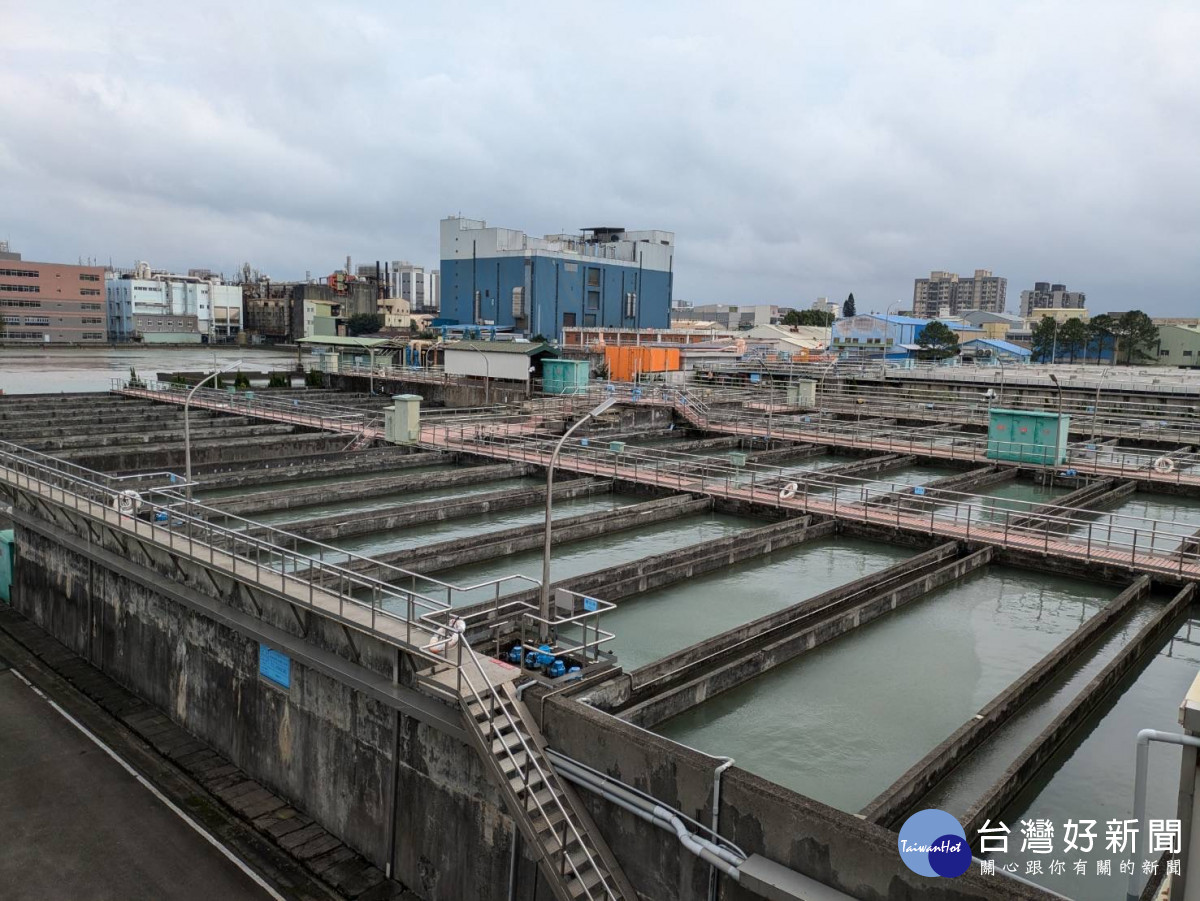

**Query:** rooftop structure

left=744, top=323, right=829, bottom=351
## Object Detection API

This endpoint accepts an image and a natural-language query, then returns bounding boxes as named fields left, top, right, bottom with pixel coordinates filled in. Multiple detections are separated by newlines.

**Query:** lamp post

left=1049, top=372, right=1064, bottom=466
left=883, top=300, right=901, bottom=368
left=1090, top=365, right=1112, bottom=442
left=185, top=360, right=242, bottom=501
left=463, top=342, right=491, bottom=405
left=816, top=356, right=840, bottom=417
left=350, top=337, right=377, bottom=394
left=540, top=397, right=618, bottom=640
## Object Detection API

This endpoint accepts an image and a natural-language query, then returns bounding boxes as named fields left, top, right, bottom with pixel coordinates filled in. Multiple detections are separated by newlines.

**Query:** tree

left=346, top=313, right=384, bottom=336
left=1087, top=314, right=1118, bottom=364
left=1111, top=310, right=1159, bottom=365
left=842, top=294, right=856, bottom=318
left=782, top=309, right=835, bottom=327
left=915, top=321, right=960, bottom=360
left=1059, top=318, right=1089, bottom=363
left=1030, top=316, right=1058, bottom=362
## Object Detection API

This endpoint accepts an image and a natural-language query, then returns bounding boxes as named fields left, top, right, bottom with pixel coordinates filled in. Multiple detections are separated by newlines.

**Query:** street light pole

left=540, top=397, right=618, bottom=641
left=883, top=301, right=901, bottom=368
left=464, top=343, right=491, bottom=405
left=1049, top=373, right=1064, bottom=466
left=816, top=356, right=839, bottom=417
left=352, top=338, right=377, bottom=394
left=1090, top=365, right=1112, bottom=441
left=185, top=360, right=242, bottom=501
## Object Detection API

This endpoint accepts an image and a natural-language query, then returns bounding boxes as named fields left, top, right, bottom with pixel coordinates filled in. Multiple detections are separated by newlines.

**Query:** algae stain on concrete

left=175, top=640, right=189, bottom=721
left=278, top=703, right=294, bottom=764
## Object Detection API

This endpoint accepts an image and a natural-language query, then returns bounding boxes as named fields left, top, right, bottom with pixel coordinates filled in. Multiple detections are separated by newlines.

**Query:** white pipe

left=1127, top=729, right=1200, bottom=901
left=548, top=752, right=743, bottom=878
left=709, top=757, right=735, bottom=901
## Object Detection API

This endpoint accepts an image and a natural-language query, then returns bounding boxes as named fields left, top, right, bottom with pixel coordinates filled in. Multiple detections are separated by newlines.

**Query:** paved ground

left=0, top=660, right=272, bottom=901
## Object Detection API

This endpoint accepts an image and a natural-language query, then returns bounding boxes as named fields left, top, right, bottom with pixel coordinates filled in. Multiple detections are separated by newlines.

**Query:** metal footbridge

left=111, top=379, right=1200, bottom=578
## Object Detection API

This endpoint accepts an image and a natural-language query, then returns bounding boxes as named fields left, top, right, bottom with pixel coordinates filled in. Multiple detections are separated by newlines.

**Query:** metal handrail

left=611, top=386, right=1200, bottom=482
left=0, top=442, right=459, bottom=641
left=421, top=419, right=1200, bottom=578
left=114, top=379, right=382, bottom=437
left=1, top=436, right=616, bottom=664
left=690, top=372, right=1200, bottom=446
left=436, top=635, right=615, bottom=900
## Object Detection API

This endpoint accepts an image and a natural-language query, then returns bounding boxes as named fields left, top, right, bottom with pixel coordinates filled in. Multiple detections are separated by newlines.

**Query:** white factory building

left=106, top=263, right=243, bottom=343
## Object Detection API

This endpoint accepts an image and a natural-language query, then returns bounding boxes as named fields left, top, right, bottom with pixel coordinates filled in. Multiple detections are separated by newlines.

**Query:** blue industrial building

left=439, top=217, right=674, bottom=338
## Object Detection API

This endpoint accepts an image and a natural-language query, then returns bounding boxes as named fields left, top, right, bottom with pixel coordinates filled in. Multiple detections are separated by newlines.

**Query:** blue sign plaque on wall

left=258, top=644, right=291, bottom=688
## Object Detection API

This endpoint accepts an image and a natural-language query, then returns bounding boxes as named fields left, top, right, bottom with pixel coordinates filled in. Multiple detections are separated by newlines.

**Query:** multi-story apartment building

left=0, top=247, right=107, bottom=344
left=1019, top=281, right=1086, bottom=318
left=913, top=269, right=1007, bottom=317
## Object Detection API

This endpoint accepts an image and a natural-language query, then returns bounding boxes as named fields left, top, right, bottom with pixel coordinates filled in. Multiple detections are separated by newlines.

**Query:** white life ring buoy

left=113, top=489, right=142, bottom=515
left=429, top=616, right=466, bottom=655
left=1154, top=456, right=1175, bottom=474
left=779, top=482, right=799, bottom=500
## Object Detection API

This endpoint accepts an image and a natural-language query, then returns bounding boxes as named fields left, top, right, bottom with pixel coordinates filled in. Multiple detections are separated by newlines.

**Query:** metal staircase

left=343, top=430, right=377, bottom=451
left=454, top=653, right=635, bottom=901
left=672, top=389, right=711, bottom=429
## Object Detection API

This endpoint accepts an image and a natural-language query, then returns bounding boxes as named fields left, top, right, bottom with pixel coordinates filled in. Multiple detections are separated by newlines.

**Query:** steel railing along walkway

left=420, top=415, right=1200, bottom=581
left=0, top=439, right=631, bottom=898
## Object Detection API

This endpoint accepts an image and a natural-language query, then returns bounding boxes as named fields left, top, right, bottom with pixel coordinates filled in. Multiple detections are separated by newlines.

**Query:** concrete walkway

left=0, top=665, right=273, bottom=901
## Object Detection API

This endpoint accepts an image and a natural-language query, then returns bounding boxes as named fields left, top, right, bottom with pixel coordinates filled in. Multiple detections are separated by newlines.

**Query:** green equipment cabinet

left=986, top=409, right=1071, bottom=466
left=0, top=529, right=14, bottom=603
left=541, top=359, right=590, bottom=396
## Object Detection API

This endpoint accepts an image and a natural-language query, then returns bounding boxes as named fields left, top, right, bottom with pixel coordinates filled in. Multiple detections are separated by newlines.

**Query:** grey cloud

left=0, top=0, right=1197, bottom=312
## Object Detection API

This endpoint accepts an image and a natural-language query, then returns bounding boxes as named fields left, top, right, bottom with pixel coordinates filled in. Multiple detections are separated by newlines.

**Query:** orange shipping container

left=604, top=345, right=681, bottom=381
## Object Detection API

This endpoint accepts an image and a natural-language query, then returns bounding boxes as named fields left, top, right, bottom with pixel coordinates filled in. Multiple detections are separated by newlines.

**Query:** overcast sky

left=1, top=1, right=1197, bottom=314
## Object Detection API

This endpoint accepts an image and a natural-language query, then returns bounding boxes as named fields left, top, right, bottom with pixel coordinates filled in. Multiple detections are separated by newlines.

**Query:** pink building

left=0, top=250, right=107, bottom=344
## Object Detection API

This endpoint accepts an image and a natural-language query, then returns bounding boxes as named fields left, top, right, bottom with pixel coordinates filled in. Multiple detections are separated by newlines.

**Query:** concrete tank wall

left=8, top=521, right=533, bottom=901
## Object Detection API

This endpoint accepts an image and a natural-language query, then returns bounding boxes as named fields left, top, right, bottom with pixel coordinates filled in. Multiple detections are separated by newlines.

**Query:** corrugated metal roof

left=864, top=314, right=981, bottom=331
left=446, top=341, right=556, bottom=355
left=963, top=337, right=1032, bottom=356
left=296, top=335, right=391, bottom=348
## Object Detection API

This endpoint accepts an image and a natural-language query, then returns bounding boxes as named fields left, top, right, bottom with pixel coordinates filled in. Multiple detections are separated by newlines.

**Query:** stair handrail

left=432, top=635, right=617, bottom=901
